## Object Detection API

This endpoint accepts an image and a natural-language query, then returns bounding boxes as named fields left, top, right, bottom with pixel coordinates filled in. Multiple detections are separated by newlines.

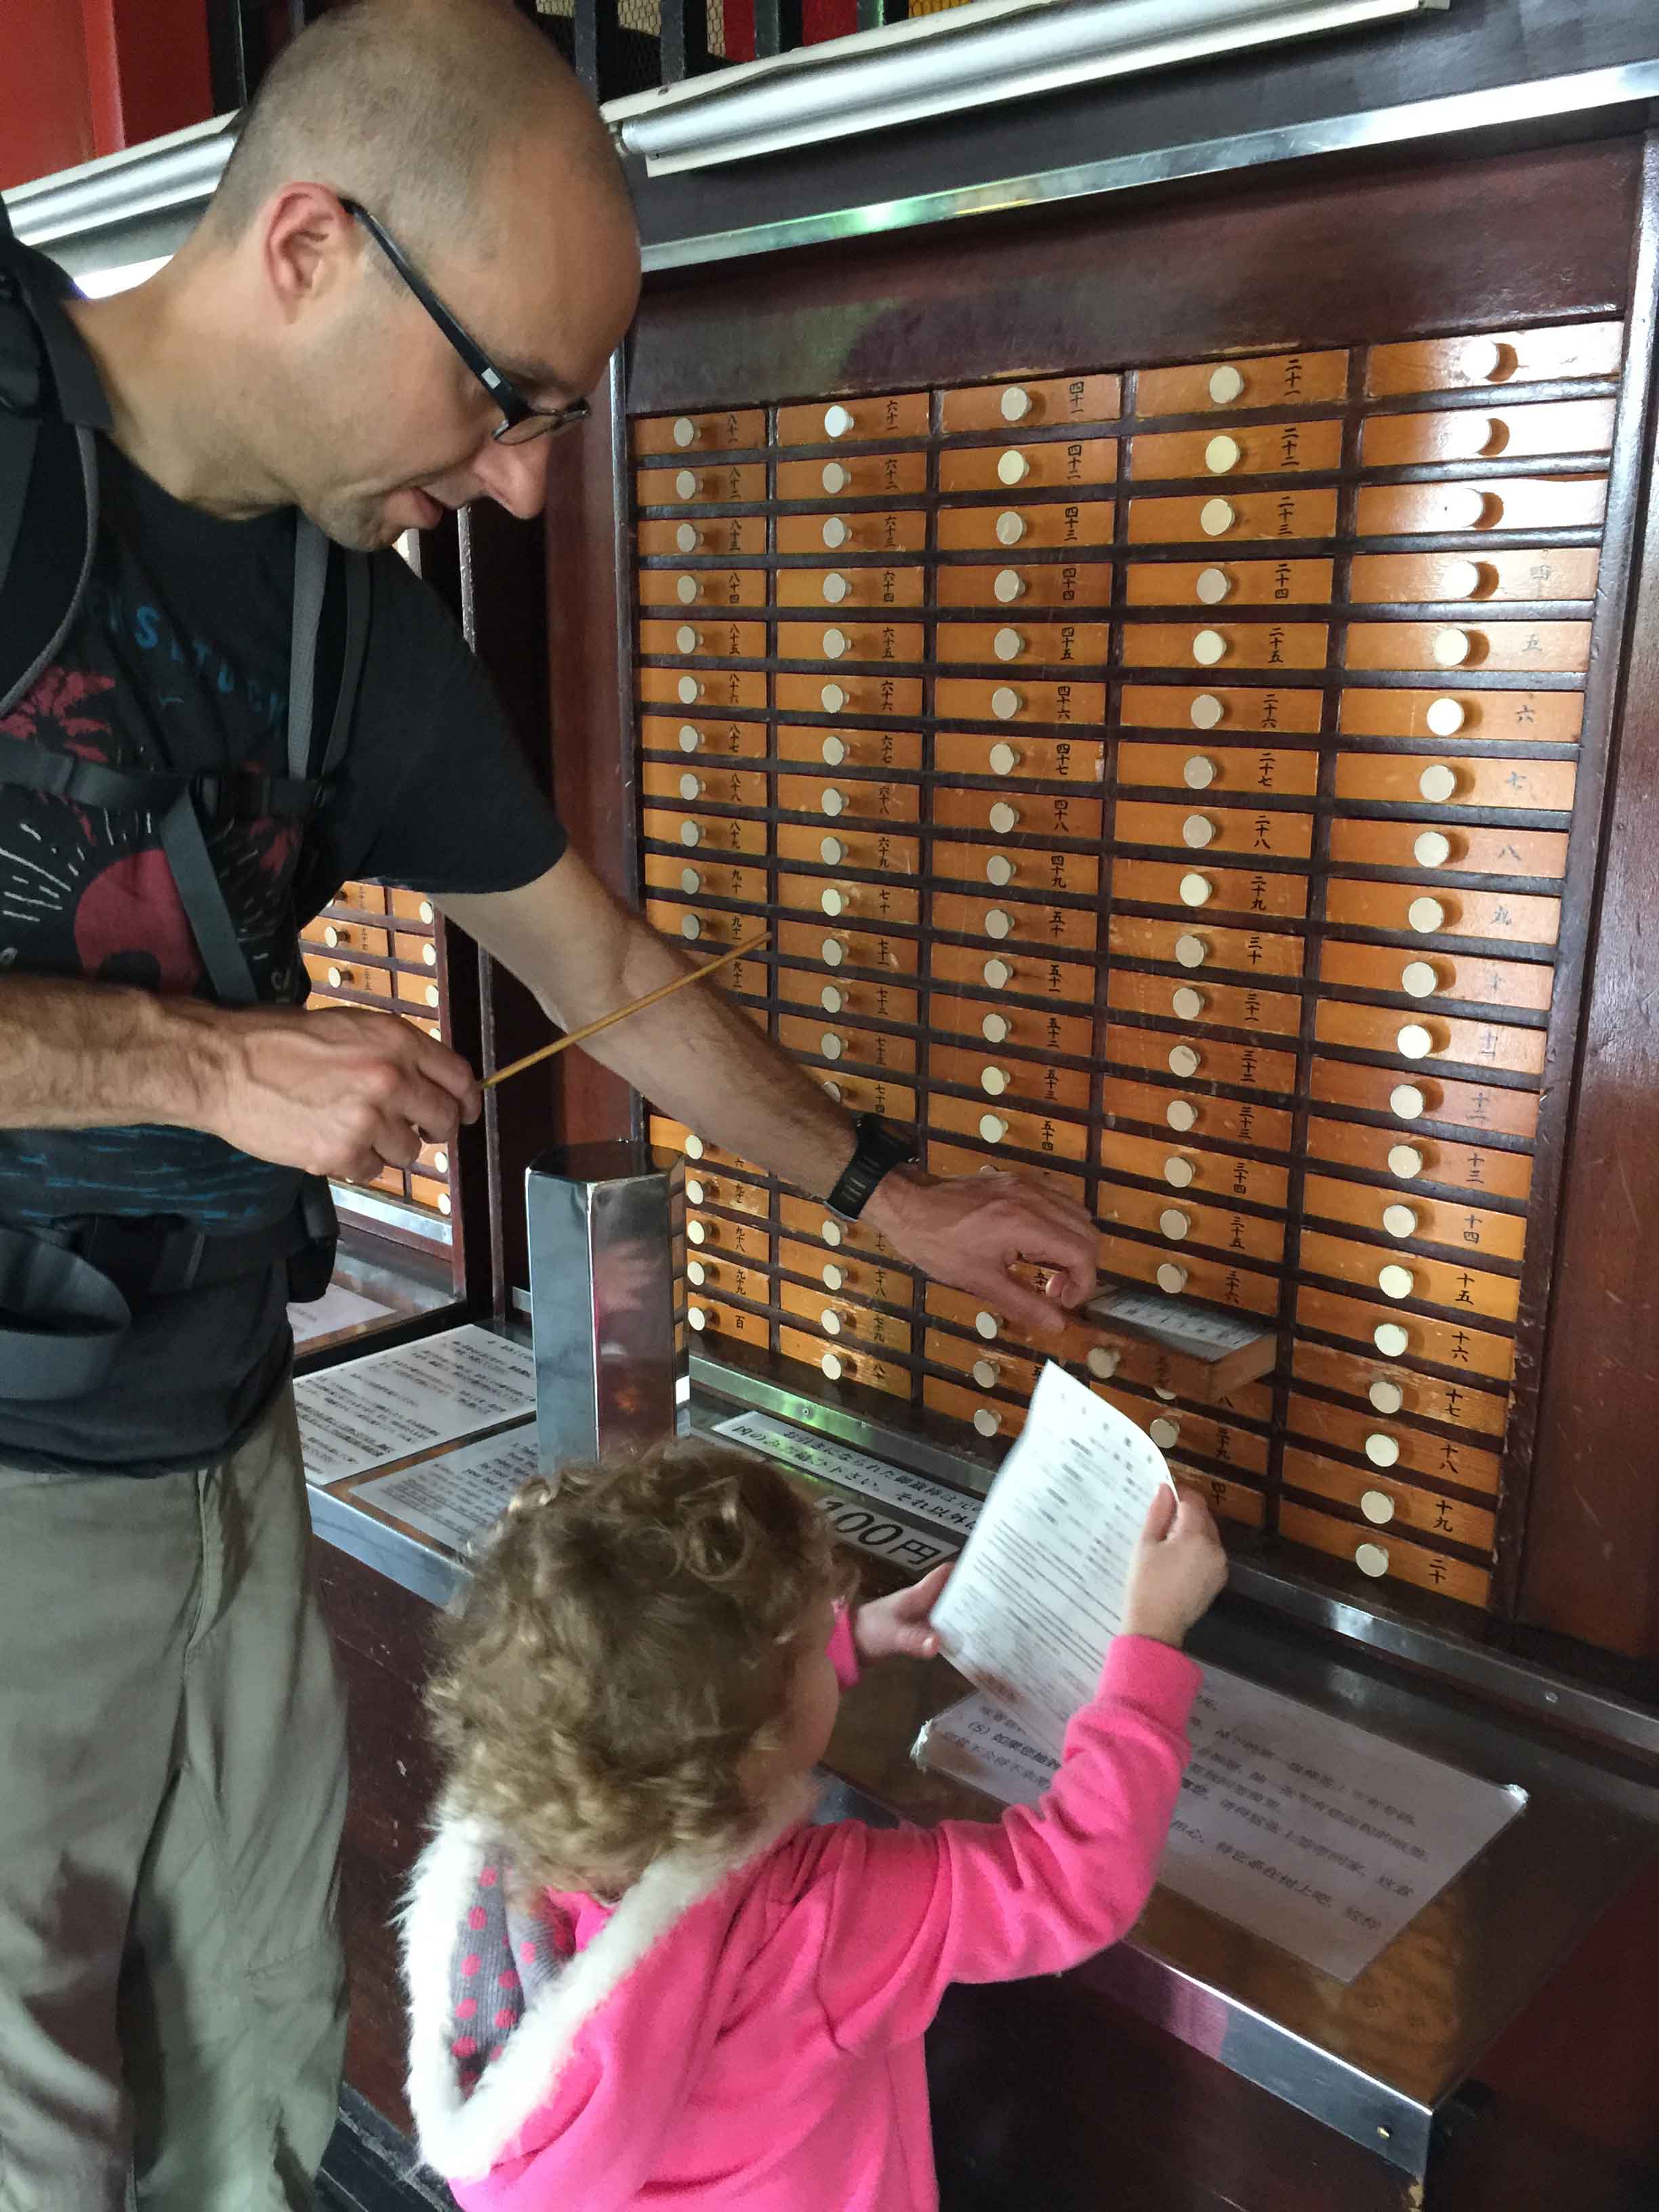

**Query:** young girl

left=403, top=1435, right=1226, bottom=2211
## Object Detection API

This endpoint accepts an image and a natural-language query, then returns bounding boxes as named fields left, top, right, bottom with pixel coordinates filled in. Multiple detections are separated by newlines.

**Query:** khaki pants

left=0, top=1391, right=348, bottom=2211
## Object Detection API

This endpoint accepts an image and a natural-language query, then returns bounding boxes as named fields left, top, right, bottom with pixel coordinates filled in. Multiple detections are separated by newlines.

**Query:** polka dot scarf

left=446, top=1859, right=569, bottom=2089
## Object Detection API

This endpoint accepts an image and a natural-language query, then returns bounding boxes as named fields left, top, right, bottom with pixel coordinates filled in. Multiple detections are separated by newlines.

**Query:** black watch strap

left=826, top=1114, right=920, bottom=1221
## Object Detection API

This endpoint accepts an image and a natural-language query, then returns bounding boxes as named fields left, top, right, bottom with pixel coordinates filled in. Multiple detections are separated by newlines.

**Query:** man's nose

left=470, top=434, right=553, bottom=520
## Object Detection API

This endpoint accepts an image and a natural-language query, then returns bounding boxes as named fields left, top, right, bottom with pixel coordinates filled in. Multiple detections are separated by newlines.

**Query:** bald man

left=0, top=2, right=1099, bottom=2203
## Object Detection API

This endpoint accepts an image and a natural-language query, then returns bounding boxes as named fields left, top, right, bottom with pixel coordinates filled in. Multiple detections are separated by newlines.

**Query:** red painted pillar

left=0, top=0, right=215, bottom=193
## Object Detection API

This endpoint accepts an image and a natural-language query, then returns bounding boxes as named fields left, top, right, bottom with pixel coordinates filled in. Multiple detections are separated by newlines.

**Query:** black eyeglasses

left=340, top=198, right=590, bottom=447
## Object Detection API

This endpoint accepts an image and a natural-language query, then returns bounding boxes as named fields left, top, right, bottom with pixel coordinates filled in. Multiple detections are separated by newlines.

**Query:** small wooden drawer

left=1290, top=1337, right=1511, bottom=1438
left=932, top=991, right=1093, bottom=1059
left=682, top=1253, right=774, bottom=1310
left=1174, top=1470, right=1269, bottom=1530
left=390, top=931, right=438, bottom=971
left=1139, top=350, right=1349, bottom=415
left=824, top=1071, right=920, bottom=1126
left=777, top=823, right=922, bottom=876
left=941, top=373, right=1123, bottom=434
left=1113, top=796, right=1315, bottom=862
left=1345, top=621, right=1591, bottom=676
left=1353, top=476, right=1609, bottom=536
left=775, top=917, right=920, bottom=976
left=1295, top=1282, right=1517, bottom=1385
left=779, top=1012, right=919, bottom=1078
left=775, top=723, right=924, bottom=773
left=682, top=1295, right=770, bottom=1352
left=937, top=501, right=1115, bottom=554
left=1319, top=939, right=1555, bottom=1018
left=1097, top=1233, right=1281, bottom=1316
left=940, top=438, right=1118, bottom=495
left=387, top=971, right=438, bottom=1009
left=638, top=567, right=769, bottom=611
left=1338, top=687, right=1584, bottom=747
left=1094, top=1385, right=1271, bottom=1479
left=779, top=1277, right=914, bottom=1357
left=779, top=1326, right=912, bottom=1398
left=1130, top=419, right=1343, bottom=480
left=1104, top=1125, right=1291, bottom=1210
left=1312, top=998, right=1547, bottom=1080
left=649, top=1115, right=751, bottom=1172
left=1105, top=1022, right=1298, bottom=1096
left=935, top=619, right=1111, bottom=668
left=302, top=918, right=389, bottom=960
left=778, top=869, right=920, bottom=929
left=778, top=392, right=929, bottom=445
left=930, top=1042, right=1090, bottom=1114
left=1361, top=398, right=1616, bottom=467
left=640, top=665, right=769, bottom=713
left=777, top=619, right=926, bottom=665
left=304, top=954, right=391, bottom=1000
left=1124, top=558, right=1335, bottom=609
left=1334, top=752, right=1576, bottom=813
left=928, top=1090, right=1090, bottom=1164
left=642, top=808, right=769, bottom=861
left=777, top=967, right=919, bottom=1029
left=1128, top=487, right=1339, bottom=544
left=685, top=1213, right=773, bottom=1266
left=682, top=1163, right=772, bottom=1221
left=643, top=853, right=768, bottom=908
left=1309, top=1055, right=1540, bottom=1143
left=775, top=510, right=928, bottom=556
left=928, top=888, right=1099, bottom=955
left=1111, top=857, right=1310, bottom=922
left=776, top=565, right=925, bottom=611
left=1298, top=1229, right=1519, bottom=1324
left=1097, top=1184, right=1287, bottom=1267
left=925, top=1281, right=1056, bottom=1345
left=1107, top=912, right=1308, bottom=980
left=639, top=615, right=769, bottom=662
left=933, top=730, right=1105, bottom=785
left=924, top=1136, right=1089, bottom=1211
left=1119, top=683, right=1324, bottom=735
left=929, top=783, right=1105, bottom=843
left=1364, top=323, right=1623, bottom=395
left=934, top=676, right=1107, bottom=729
left=922, top=1374, right=1027, bottom=1443
left=774, top=1192, right=893, bottom=1258
left=1301, top=1174, right=1528, bottom=1266
left=1120, top=620, right=1330, bottom=672
left=780, top=1239, right=914, bottom=1309
left=1106, top=966, right=1302, bottom=1038
left=1332, top=808, right=1569, bottom=883
left=633, top=407, right=766, bottom=455
left=1282, top=1444, right=1496, bottom=1549
left=635, top=461, right=766, bottom=507
left=924, top=1328, right=1044, bottom=1399
left=1322, top=876, right=1561, bottom=947
left=926, top=939, right=1097, bottom=1006
left=649, top=899, right=775, bottom=964
left=1277, top=1499, right=1490, bottom=1609
left=335, top=882, right=391, bottom=918
left=931, top=840, right=1101, bottom=899
left=639, top=514, right=765, bottom=559
left=1303, top=1115, right=1534, bottom=1204
left=1101, top=1076, right=1294, bottom=1153
left=642, top=758, right=769, bottom=808
left=643, top=712, right=771, bottom=762
left=935, top=562, right=1114, bottom=610
left=775, top=671, right=924, bottom=720
left=775, top=451, right=927, bottom=501
left=1347, top=549, right=1600, bottom=605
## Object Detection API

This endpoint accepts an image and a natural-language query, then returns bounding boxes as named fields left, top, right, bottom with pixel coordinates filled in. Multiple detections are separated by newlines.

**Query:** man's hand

left=863, top=1166, right=1098, bottom=1337
left=185, top=1001, right=481, bottom=1181
left=853, top=1562, right=953, bottom=1663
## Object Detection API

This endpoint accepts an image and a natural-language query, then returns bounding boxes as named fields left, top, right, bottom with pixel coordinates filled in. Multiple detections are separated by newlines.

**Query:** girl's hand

left=853, top=1561, right=953, bottom=1662
left=1120, top=1486, right=1228, bottom=1649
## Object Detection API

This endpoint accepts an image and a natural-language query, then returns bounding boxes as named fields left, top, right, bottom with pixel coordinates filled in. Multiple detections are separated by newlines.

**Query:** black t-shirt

left=0, top=436, right=566, bottom=1472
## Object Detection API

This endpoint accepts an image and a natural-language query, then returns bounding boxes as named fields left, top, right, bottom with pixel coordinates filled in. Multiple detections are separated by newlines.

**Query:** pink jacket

left=403, top=1629, right=1198, bottom=2212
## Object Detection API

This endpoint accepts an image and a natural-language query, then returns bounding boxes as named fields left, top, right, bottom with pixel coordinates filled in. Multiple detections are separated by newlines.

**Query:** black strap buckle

left=195, top=768, right=274, bottom=824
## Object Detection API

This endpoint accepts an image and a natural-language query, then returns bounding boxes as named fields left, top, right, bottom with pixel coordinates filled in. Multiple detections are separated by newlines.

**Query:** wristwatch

left=826, top=1114, right=920, bottom=1222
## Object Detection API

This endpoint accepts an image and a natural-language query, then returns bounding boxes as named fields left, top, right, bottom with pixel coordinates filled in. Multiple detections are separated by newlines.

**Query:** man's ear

left=260, top=183, right=360, bottom=325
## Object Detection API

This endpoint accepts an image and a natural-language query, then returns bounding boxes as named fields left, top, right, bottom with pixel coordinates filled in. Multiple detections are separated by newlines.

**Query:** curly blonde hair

left=426, top=1437, right=853, bottom=1897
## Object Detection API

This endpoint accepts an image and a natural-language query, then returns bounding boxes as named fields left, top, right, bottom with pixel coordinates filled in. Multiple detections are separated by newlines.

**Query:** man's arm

left=441, top=855, right=1099, bottom=1335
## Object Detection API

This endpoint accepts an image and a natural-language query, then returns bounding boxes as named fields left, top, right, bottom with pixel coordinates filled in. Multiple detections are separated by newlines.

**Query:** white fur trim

left=402, top=1785, right=814, bottom=2183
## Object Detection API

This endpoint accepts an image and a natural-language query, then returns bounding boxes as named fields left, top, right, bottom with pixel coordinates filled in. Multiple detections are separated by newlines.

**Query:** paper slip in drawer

left=1139, top=350, right=1349, bottom=414
left=1284, top=1410, right=1500, bottom=1504
left=642, top=713, right=771, bottom=761
left=1361, top=398, right=1616, bottom=467
left=1303, top=1115, right=1534, bottom=1204
left=776, top=451, right=927, bottom=501
left=941, top=373, right=1123, bottom=434
left=1102, top=1077, right=1294, bottom=1153
left=777, top=1324, right=911, bottom=1399
left=1364, top=322, right=1622, bottom=394
left=1130, top=420, right=1343, bottom=480
left=1113, top=797, right=1315, bottom=862
left=1309, top=1054, right=1540, bottom=1143
left=1106, top=966, right=1301, bottom=1038
left=1294, top=1284, right=1516, bottom=1385
left=1348, top=549, right=1600, bottom=604
left=1298, top=1230, right=1520, bottom=1325
left=939, top=438, right=1118, bottom=495
left=1120, top=683, right=1322, bottom=735
left=775, top=722, right=924, bottom=773
left=1278, top=1499, right=1491, bottom=1610
left=1117, top=738, right=1319, bottom=797
left=1290, top=1337, right=1511, bottom=1438
left=1082, top=1280, right=1279, bottom=1395
left=937, top=502, right=1115, bottom=553
left=633, top=407, right=766, bottom=455
left=777, top=392, right=930, bottom=444
left=1107, top=912, right=1307, bottom=980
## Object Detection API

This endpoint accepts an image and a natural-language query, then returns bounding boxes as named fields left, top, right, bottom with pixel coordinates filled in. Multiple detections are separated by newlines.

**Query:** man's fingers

left=993, top=1273, right=1071, bottom=1338
left=411, top=1031, right=482, bottom=1115
left=372, top=1113, right=423, bottom=1169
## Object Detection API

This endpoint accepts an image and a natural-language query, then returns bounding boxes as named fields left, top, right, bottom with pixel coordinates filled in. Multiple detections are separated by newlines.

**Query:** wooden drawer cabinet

left=1284, top=1401, right=1502, bottom=1502
left=1290, top=1337, right=1512, bottom=1437
left=1301, top=1172, right=1528, bottom=1264
left=1303, top=1115, right=1535, bottom=1204
left=1309, top=1054, right=1541, bottom=1143
left=1298, top=1228, right=1521, bottom=1325
left=1278, top=1497, right=1492, bottom=1608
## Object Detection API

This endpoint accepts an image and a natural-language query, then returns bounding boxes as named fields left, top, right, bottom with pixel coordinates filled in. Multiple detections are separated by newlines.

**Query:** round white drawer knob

left=1179, top=873, right=1213, bottom=907
left=1172, top=986, right=1206, bottom=1021
left=1149, top=1416, right=1181, bottom=1449
left=822, top=1081, right=842, bottom=1103
left=1391, top=1083, right=1427, bottom=1120
left=1431, top=627, right=1472, bottom=668
left=1195, top=566, right=1232, bottom=605
left=821, top=1309, right=844, bottom=1337
left=1441, top=557, right=1483, bottom=599
left=1192, top=630, right=1228, bottom=667
left=1160, top=1208, right=1191, bottom=1242
left=823, top=627, right=851, bottom=659
left=1370, top=1378, right=1406, bottom=1415
left=822, top=937, right=845, bottom=966
left=678, top=724, right=701, bottom=752
left=1086, top=1345, right=1120, bottom=1380
left=1397, top=1023, right=1434, bottom=1060
left=1382, top=1203, right=1418, bottom=1239
left=1414, top=830, right=1453, bottom=869
left=683, top=1133, right=705, bottom=1160
left=821, top=461, right=851, bottom=493
left=821, top=1263, right=845, bottom=1293
left=986, top=854, right=1015, bottom=888
left=1164, top=1156, right=1196, bottom=1188
left=984, top=909, right=1012, bottom=941
left=1401, top=960, right=1439, bottom=998
left=1355, top=1542, right=1391, bottom=1578
left=1464, top=337, right=1505, bottom=382
left=1157, top=1263, right=1189, bottom=1295
left=1445, top=485, right=1490, bottom=530
left=982, top=1012, right=1010, bottom=1044
left=972, top=1357, right=1000, bottom=1389
left=679, top=822, right=701, bottom=848
left=820, top=1029, right=844, bottom=1059
left=1183, top=754, right=1218, bottom=791
left=1366, top=1431, right=1403, bottom=1471
left=1167, top=1099, right=1198, bottom=1132
left=822, top=516, right=851, bottom=549
left=1153, top=1385, right=1179, bottom=1401
left=676, top=574, right=701, bottom=605
left=1360, top=1490, right=1397, bottom=1528
left=983, top=957, right=1012, bottom=988
left=672, top=416, right=698, bottom=448
left=1190, top=694, right=1225, bottom=731
left=820, top=836, right=844, bottom=865
left=821, top=888, right=851, bottom=918
left=997, top=450, right=1030, bottom=486
left=823, top=404, right=855, bottom=438
left=323, top=924, right=342, bottom=947
left=686, top=1219, right=708, bottom=1248
left=994, top=569, right=1026, bottom=603
left=680, top=914, right=702, bottom=941
left=1000, top=385, right=1034, bottom=423
left=988, top=800, right=1020, bottom=834
left=674, top=470, right=700, bottom=500
left=988, top=741, right=1021, bottom=775
left=675, top=523, right=701, bottom=553
left=677, top=676, right=702, bottom=704
left=1408, top=897, right=1447, bottom=933
left=821, top=734, right=848, bottom=765
left=687, top=1305, right=709, bottom=1332
left=973, top=1407, right=1002, bottom=1439
left=820, top=1351, right=844, bottom=1380
left=991, top=687, right=1023, bottom=720
left=678, top=772, right=703, bottom=801
left=1206, top=434, right=1241, bottom=475
left=674, top=625, right=700, bottom=655
left=996, top=511, right=1027, bottom=546
left=1423, top=703, right=1469, bottom=751
left=1208, top=364, right=1246, bottom=405
left=981, top=1066, right=1010, bottom=1097
left=979, top=1113, right=1008, bottom=1143
left=822, top=573, right=851, bottom=606
left=1374, top=1320, right=1410, bottom=1358
left=1389, top=1143, right=1425, bottom=1179
left=975, top=1309, right=1000, bottom=1340
left=1200, top=498, right=1236, bottom=537
left=1168, top=1044, right=1202, bottom=1079
left=1183, top=815, right=1216, bottom=850
left=685, top=1258, right=710, bottom=1286
left=821, top=683, right=848, bottom=713
left=994, top=628, right=1025, bottom=662
left=1419, top=762, right=1460, bottom=802
left=820, top=983, right=844, bottom=1013
left=1378, top=1263, right=1416, bottom=1300
left=821, top=787, right=846, bottom=815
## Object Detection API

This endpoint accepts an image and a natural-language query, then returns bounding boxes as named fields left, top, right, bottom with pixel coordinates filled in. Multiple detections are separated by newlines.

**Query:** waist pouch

left=0, top=1176, right=337, bottom=1400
